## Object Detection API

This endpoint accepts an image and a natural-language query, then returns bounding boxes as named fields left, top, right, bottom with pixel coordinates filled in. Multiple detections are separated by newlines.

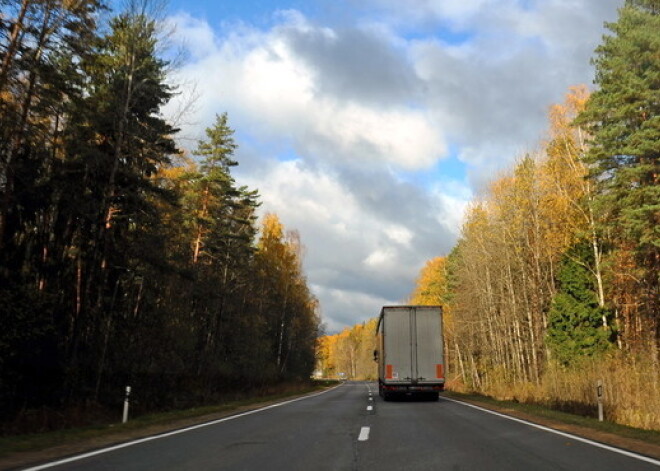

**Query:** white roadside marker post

left=123, top=386, right=131, bottom=424
left=597, top=380, right=603, bottom=422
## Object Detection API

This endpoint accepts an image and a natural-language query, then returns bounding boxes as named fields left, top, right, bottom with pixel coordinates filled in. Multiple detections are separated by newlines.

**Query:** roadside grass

left=445, top=390, right=660, bottom=445
left=0, top=380, right=340, bottom=458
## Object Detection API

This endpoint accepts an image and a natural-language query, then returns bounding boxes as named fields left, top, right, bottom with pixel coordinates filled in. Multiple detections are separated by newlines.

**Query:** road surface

left=21, top=382, right=660, bottom=470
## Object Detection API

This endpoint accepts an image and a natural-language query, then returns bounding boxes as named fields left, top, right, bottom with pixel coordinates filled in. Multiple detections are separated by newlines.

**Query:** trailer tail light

left=436, top=364, right=444, bottom=379
left=386, top=364, right=393, bottom=379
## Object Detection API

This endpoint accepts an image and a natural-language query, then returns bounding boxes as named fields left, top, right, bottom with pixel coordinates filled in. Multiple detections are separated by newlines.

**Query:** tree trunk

left=0, top=0, right=31, bottom=88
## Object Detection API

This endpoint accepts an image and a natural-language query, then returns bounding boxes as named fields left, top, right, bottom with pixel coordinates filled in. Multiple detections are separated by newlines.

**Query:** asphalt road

left=22, top=382, right=660, bottom=471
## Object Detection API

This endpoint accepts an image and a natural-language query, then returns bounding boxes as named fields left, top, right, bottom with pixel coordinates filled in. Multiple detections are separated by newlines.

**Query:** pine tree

left=188, top=113, right=257, bottom=265
left=576, top=3, right=659, bottom=284
left=0, top=0, right=103, bottom=271
left=576, top=0, right=659, bottom=351
left=181, top=113, right=259, bottom=379
left=52, top=7, right=179, bottom=401
left=546, top=243, right=614, bottom=366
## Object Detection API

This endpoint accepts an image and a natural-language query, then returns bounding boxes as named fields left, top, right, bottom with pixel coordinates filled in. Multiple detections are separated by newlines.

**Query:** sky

left=147, top=0, right=622, bottom=333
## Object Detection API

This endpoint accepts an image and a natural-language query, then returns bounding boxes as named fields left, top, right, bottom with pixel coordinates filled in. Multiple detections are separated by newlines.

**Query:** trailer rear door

left=414, top=307, right=444, bottom=384
left=383, top=307, right=413, bottom=382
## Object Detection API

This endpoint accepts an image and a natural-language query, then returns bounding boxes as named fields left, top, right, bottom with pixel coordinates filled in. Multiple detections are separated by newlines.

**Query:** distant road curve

left=19, top=381, right=660, bottom=471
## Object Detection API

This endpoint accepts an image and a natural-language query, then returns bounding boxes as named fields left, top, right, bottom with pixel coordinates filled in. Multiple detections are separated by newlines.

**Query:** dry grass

left=453, top=352, right=660, bottom=430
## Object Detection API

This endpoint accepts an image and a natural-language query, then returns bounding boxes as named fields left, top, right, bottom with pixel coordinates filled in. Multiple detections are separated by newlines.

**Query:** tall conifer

left=576, top=0, right=659, bottom=349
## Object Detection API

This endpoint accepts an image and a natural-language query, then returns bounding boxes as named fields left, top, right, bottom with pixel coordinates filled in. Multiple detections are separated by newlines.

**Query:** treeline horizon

left=317, top=319, right=378, bottom=380
left=0, top=0, right=319, bottom=433
left=319, top=0, right=659, bottom=430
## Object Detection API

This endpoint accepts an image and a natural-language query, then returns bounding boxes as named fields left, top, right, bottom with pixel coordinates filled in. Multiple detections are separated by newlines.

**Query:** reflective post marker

left=596, top=380, right=603, bottom=422
left=123, top=386, right=131, bottom=424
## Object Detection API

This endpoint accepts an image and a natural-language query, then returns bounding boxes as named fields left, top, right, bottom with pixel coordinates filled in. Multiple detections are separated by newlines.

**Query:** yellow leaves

left=457, top=86, right=593, bottom=270
left=0, top=90, right=15, bottom=104
left=545, top=85, right=590, bottom=163
left=539, top=86, right=592, bottom=256
left=409, top=257, right=448, bottom=306
left=317, top=318, right=378, bottom=379
left=154, top=156, right=196, bottom=190
left=157, top=165, right=190, bottom=181
left=259, top=213, right=285, bottom=251
left=548, top=85, right=589, bottom=142
left=462, top=202, right=490, bottom=242
left=257, top=213, right=301, bottom=283
left=565, top=85, right=589, bottom=120
left=436, top=85, right=600, bottom=387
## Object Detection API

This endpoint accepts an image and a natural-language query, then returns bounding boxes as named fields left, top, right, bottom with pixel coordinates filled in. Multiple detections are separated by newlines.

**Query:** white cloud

left=236, top=159, right=455, bottom=331
left=363, top=248, right=395, bottom=269
left=432, top=191, right=469, bottom=237
left=407, top=0, right=619, bottom=184
left=385, top=225, right=414, bottom=246
left=168, top=13, right=217, bottom=60
left=163, top=1, right=621, bottom=330
left=167, top=14, right=447, bottom=171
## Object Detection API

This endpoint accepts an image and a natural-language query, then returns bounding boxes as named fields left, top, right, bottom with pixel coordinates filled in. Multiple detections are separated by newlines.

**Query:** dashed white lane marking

left=369, top=397, right=373, bottom=401
left=22, top=385, right=344, bottom=471
left=358, top=426, right=371, bottom=441
left=442, top=397, right=660, bottom=467
left=367, top=405, right=373, bottom=411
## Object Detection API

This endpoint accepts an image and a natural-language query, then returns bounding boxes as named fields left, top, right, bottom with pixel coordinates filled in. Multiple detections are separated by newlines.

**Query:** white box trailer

left=376, top=305, right=445, bottom=400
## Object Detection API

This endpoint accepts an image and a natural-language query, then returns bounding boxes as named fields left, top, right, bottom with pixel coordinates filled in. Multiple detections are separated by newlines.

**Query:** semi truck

left=375, top=305, right=445, bottom=400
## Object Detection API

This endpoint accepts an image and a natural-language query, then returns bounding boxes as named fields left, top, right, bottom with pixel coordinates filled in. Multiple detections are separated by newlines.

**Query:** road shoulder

left=0, top=385, right=341, bottom=471
left=445, top=394, right=660, bottom=460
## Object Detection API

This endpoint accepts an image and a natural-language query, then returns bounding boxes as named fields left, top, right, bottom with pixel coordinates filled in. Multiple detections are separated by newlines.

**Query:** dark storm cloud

left=280, top=24, right=422, bottom=106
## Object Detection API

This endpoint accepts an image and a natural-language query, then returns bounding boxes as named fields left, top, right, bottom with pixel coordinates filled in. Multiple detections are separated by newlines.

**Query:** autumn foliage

left=407, top=4, right=660, bottom=430
left=317, top=319, right=378, bottom=380
left=401, top=85, right=659, bottom=430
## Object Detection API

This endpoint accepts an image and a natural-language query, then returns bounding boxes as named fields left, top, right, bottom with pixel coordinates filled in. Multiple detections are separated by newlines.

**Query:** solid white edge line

left=441, top=397, right=660, bottom=467
left=22, top=384, right=344, bottom=471
left=358, top=426, right=370, bottom=441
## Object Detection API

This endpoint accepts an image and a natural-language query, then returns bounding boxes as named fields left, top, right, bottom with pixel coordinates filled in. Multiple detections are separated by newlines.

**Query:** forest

left=317, top=319, right=378, bottom=381
left=0, top=1, right=320, bottom=433
left=319, top=0, right=659, bottom=430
